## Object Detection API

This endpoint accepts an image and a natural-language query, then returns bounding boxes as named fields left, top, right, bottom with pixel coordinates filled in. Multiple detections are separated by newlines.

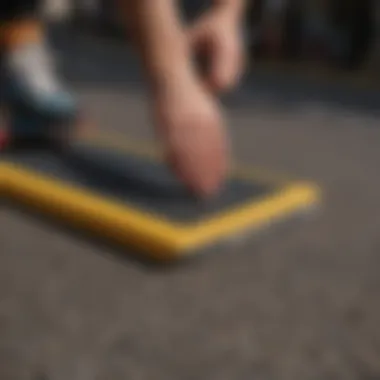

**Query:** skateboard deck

left=0, top=133, right=320, bottom=261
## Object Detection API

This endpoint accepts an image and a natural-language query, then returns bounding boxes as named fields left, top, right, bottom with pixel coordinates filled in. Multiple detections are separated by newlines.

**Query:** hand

left=152, top=73, right=229, bottom=198
left=187, top=6, right=246, bottom=93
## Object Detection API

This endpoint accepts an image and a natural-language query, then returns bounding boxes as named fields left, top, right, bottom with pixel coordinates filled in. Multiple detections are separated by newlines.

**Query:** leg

left=0, top=0, right=78, bottom=146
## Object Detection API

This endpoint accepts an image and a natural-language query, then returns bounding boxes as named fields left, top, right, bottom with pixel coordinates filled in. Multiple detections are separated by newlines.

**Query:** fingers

left=188, top=23, right=245, bottom=94
left=165, top=119, right=228, bottom=198
left=210, top=36, right=239, bottom=92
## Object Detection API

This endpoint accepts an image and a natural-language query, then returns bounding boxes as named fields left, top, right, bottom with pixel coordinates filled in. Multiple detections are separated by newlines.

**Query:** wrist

left=147, top=58, right=198, bottom=97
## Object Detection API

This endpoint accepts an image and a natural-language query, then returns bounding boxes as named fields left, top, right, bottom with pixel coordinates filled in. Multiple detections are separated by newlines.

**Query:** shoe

left=1, top=40, right=79, bottom=149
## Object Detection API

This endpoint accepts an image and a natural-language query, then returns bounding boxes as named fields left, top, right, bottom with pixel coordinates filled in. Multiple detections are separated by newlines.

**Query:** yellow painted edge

left=1, top=162, right=188, bottom=261
left=176, top=182, right=321, bottom=253
left=0, top=160, right=320, bottom=260
left=0, top=163, right=7, bottom=195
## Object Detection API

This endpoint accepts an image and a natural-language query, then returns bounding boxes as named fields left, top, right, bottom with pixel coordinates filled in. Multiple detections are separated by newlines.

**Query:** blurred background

left=41, top=0, right=380, bottom=84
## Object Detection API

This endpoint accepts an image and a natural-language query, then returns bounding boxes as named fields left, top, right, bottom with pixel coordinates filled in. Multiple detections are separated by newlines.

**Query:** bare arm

left=116, top=0, right=231, bottom=197
left=118, top=0, right=194, bottom=92
left=214, top=0, right=246, bottom=20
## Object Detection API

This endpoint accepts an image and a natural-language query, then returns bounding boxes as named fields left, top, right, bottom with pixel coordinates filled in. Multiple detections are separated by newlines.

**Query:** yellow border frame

left=0, top=135, right=321, bottom=261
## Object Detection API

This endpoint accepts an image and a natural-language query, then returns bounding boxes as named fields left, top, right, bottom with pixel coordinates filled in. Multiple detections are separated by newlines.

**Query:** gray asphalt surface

left=1, top=28, right=380, bottom=380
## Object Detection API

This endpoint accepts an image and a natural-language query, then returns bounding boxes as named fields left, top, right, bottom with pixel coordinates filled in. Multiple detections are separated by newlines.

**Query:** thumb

left=209, top=34, right=239, bottom=93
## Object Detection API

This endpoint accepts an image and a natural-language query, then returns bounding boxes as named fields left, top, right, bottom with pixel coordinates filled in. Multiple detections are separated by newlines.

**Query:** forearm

left=213, top=0, right=246, bottom=20
left=118, top=0, right=193, bottom=91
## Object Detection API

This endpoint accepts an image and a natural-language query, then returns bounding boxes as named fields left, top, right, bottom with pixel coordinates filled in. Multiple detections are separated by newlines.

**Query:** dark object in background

left=66, top=0, right=378, bottom=74
left=70, top=0, right=210, bottom=40
left=246, top=0, right=265, bottom=58
left=283, top=0, right=304, bottom=60
left=330, top=0, right=376, bottom=70
left=69, top=0, right=125, bottom=39
left=180, top=0, right=210, bottom=23
left=95, top=0, right=124, bottom=38
left=346, top=0, right=375, bottom=69
left=0, top=0, right=39, bottom=21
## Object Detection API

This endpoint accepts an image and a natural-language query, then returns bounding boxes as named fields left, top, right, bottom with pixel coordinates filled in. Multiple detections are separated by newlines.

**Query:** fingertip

left=199, top=176, right=225, bottom=199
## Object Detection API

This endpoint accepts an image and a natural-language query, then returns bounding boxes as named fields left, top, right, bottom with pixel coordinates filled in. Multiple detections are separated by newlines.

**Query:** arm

left=214, top=0, right=247, bottom=20
left=117, top=0, right=229, bottom=197
left=118, top=0, right=195, bottom=92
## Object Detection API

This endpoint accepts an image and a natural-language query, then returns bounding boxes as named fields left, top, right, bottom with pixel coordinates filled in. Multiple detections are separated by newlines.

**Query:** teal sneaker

left=1, top=40, right=79, bottom=148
